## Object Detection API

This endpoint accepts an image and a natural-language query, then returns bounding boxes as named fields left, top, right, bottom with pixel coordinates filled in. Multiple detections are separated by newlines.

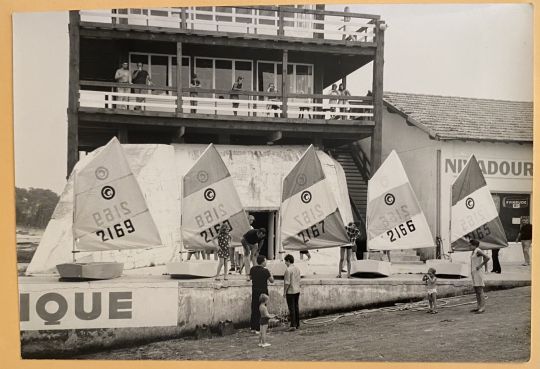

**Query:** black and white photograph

left=13, top=2, right=533, bottom=363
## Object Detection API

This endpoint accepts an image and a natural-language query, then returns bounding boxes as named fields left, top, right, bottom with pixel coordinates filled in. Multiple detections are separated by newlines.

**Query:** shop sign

left=503, top=197, right=529, bottom=209
left=444, top=158, right=532, bottom=178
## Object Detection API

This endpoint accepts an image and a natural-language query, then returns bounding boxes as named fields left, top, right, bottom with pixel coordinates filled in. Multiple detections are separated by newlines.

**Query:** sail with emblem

left=450, top=155, right=508, bottom=251
left=182, top=144, right=251, bottom=250
left=281, top=145, right=349, bottom=250
left=366, top=150, right=433, bottom=250
left=73, top=137, right=163, bottom=251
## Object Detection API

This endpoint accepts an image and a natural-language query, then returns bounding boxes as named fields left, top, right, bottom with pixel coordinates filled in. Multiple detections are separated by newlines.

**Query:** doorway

left=248, top=210, right=278, bottom=260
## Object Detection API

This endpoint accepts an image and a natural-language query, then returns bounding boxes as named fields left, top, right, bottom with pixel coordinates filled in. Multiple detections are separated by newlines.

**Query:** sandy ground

left=74, top=286, right=530, bottom=362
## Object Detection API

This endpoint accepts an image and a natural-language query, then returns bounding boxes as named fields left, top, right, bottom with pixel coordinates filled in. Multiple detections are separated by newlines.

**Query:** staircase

left=329, top=143, right=370, bottom=221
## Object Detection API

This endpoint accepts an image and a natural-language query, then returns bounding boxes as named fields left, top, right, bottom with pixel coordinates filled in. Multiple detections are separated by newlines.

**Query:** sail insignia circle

left=95, top=166, right=109, bottom=180
left=465, top=197, right=475, bottom=209
left=384, top=193, right=395, bottom=206
left=296, top=174, right=307, bottom=186
left=300, top=190, right=312, bottom=204
left=204, top=188, right=216, bottom=201
left=197, top=170, right=209, bottom=183
left=101, top=185, right=116, bottom=200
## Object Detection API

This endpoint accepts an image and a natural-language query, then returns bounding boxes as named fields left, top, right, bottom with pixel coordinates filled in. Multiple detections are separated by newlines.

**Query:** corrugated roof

left=383, top=92, right=533, bottom=143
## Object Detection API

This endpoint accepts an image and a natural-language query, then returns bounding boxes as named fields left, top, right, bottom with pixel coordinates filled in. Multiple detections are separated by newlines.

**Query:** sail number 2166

left=387, top=220, right=416, bottom=242
left=96, top=219, right=135, bottom=242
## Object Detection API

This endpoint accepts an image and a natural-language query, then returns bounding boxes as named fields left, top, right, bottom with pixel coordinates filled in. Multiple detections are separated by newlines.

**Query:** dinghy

left=437, top=155, right=508, bottom=277
left=167, top=144, right=251, bottom=278
left=270, top=145, right=351, bottom=277
left=56, top=137, right=163, bottom=280
left=352, top=150, right=434, bottom=277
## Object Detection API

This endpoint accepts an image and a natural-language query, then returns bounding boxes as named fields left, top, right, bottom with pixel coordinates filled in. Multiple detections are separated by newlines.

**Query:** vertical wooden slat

left=278, top=7, right=284, bottom=36
left=176, top=42, right=183, bottom=115
left=67, top=10, right=80, bottom=177
left=267, top=212, right=275, bottom=260
left=281, top=49, right=288, bottom=118
left=180, top=8, right=187, bottom=29
left=370, top=20, right=385, bottom=172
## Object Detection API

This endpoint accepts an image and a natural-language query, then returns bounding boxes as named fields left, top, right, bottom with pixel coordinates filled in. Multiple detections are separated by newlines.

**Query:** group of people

left=114, top=62, right=152, bottom=110
left=328, top=83, right=352, bottom=119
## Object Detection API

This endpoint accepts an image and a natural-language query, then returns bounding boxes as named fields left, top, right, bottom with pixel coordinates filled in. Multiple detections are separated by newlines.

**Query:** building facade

left=67, top=5, right=386, bottom=258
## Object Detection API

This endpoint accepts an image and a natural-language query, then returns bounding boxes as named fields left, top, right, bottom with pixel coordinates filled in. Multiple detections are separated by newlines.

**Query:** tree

left=15, top=187, right=59, bottom=228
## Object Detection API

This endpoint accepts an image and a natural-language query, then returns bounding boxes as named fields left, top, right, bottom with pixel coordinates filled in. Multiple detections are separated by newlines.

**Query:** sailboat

left=56, top=137, right=163, bottom=280
left=167, top=143, right=251, bottom=278
left=433, top=155, right=508, bottom=277
left=270, top=145, right=351, bottom=277
left=352, top=150, right=434, bottom=277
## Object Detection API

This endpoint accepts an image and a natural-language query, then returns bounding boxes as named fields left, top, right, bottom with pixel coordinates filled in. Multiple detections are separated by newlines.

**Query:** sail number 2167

left=387, top=220, right=416, bottom=242
left=298, top=221, right=325, bottom=243
left=96, top=219, right=135, bottom=242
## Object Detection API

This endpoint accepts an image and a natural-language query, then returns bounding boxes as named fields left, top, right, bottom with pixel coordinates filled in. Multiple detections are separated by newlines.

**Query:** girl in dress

left=214, top=223, right=232, bottom=281
left=469, top=239, right=491, bottom=313
left=258, top=293, right=275, bottom=347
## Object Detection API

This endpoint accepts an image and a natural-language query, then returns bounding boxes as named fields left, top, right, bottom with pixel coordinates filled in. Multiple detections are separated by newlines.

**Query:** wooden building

left=68, top=5, right=386, bottom=225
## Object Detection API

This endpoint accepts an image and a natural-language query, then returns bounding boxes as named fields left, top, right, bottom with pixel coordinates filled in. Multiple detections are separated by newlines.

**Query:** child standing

left=258, top=293, right=274, bottom=347
left=422, top=267, right=438, bottom=314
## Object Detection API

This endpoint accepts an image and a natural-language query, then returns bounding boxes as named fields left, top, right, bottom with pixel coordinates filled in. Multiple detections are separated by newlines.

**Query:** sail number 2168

left=96, top=219, right=135, bottom=242
left=387, top=220, right=416, bottom=242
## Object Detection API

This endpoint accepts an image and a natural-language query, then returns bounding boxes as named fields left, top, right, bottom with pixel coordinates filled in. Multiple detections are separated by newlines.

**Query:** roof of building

left=383, top=92, right=533, bottom=143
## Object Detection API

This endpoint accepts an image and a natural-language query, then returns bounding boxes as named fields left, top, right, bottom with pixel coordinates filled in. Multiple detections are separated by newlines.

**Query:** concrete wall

left=20, top=276, right=530, bottom=357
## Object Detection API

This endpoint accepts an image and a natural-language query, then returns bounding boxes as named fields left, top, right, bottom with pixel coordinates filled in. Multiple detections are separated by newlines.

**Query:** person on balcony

left=132, top=62, right=151, bottom=111
left=190, top=74, right=201, bottom=114
left=297, top=90, right=311, bottom=119
left=342, top=6, right=356, bottom=41
left=266, top=83, right=279, bottom=117
left=231, top=76, right=243, bottom=116
left=338, top=83, right=351, bottom=119
left=114, top=62, right=130, bottom=109
left=329, top=84, right=339, bottom=119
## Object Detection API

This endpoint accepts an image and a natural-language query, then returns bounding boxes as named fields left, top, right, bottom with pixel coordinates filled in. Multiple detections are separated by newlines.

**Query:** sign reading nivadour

left=445, top=158, right=532, bottom=179
left=19, top=282, right=178, bottom=330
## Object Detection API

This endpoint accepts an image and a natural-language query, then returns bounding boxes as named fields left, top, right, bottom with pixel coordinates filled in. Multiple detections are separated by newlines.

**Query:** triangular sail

left=450, top=155, right=508, bottom=251
left=281, top=145, right=349, bottom=250
left=182, top=144, right=250, bottom=251
left=367, top=150, right=434, bottom=250
left=73, top=137, right=163, bottom=251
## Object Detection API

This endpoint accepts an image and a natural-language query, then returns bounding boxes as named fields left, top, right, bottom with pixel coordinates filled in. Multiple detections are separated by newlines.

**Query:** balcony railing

left=79, top=6, right=379, bottom=43
left=79, top=81, right=374, bottom=121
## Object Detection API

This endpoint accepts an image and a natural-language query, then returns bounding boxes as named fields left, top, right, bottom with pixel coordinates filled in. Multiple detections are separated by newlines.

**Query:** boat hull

left=426, top=260, right=469, bottom=278
left=166, top=260, right=219, bottom=279
left=265, top=260, right=309, bottom=278
left=350, top=260, right=392, bottom=278
left=56, top=262, right=124, bottom=281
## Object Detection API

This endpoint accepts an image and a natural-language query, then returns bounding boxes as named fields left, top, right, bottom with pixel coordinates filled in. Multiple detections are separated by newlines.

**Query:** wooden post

left=117, top=128, right=128, bottom=143
left=268, top=212, right=275, bottom=260
left=67, top=11, right=81, bottom=177
left=176, top=42, right=183, bottom=115
left=370, top=20, right=385, bottom=172
left=278, top=7, right=284, bottom=36
left=180, top=8, right=187, bottom=29
left=281, top=49, right=288, bottom=118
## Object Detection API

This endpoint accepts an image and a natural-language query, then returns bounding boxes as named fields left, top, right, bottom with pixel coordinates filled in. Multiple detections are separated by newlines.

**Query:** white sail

left=281, top=145, right=349, bottom=250
left=450, top=155, right=508, bottom=251
left=182, top=144, right=251, bottom=250
left=367, top=150, right=433, bottom=250
left=73, top=137, right=163, bottom=251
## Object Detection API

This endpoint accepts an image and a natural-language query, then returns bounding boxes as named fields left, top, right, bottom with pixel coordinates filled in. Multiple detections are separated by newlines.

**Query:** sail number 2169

left=387, top=220, right=416, bottom=242
left=96, top=219, right=135, bottom=242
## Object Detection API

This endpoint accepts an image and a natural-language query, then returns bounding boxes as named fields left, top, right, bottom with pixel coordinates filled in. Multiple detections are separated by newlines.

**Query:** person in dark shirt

left=249, top=255, right=274, bottom=332
left=132, top=62, right=151, bottom=111
left=241, top=228, right=266, bottom=279
left=516, top=219, right=532, bottom=266
left=231, top=76, right=243, bottom=116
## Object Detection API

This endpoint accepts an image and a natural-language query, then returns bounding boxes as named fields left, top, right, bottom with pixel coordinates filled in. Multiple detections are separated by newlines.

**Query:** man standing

left=132, top=62, right=151, bottom=110
left=114, top=62, right=130, bottom=109
left=516, top=218, right=532, bottom=266
left=284, top=254, right=301, bottom=331
left=241, top=227, right=266, bottom=280
left=249, top=255, right=274, bottom=332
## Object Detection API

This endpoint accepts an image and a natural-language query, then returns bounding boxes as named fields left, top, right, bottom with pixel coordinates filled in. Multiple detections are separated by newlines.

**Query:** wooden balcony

left=79, top=6, right=380, bottom=46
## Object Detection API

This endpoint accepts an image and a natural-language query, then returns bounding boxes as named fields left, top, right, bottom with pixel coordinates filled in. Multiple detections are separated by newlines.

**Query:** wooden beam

left=79, top=26, right=377, bottom=56
left=282, top=49, right=288, bottom=118
left=176, top=42, right=183, bottom=115
left=370, top=21, right=385, bottom=172
left=67, top=11, right=80, bottom=178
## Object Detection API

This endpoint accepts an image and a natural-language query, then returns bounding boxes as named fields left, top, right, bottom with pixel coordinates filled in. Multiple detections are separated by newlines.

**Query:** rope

left=301, top=295, right=492, bottom=326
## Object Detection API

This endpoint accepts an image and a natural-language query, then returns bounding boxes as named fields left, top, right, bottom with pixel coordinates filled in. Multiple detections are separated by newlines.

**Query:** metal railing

left=79, top=6, right=379, bottom=42
left=78, top=80, right=374, bottom=120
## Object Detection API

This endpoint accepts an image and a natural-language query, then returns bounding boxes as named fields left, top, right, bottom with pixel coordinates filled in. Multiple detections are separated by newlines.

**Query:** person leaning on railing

left=190, top=74, right=201, bottom=114
left=231, top=76, right=243, bottom=116
left=338, top=84, right=351, bottom=119
left=266, top=83, right=279, bottom=118
left=132, top=62, right=151, bottom=111
left=114, top=62, right=130, bottom=109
